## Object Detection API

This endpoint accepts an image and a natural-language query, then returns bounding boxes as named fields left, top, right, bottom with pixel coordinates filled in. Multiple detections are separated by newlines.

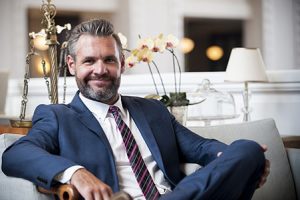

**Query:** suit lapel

left=69, top=93, right=116, bottom=158
left=69, top=93, right=102, bottom=135
left=69, top=93, right=120, bottom=191
left=122, top=97, right=165, bottom=170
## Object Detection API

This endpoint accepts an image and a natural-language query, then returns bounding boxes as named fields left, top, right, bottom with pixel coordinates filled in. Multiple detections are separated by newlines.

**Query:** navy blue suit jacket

left=2, top=92, right=227, bottom=191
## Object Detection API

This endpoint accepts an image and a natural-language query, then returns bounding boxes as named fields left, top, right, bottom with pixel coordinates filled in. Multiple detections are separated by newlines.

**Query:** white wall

left=4, top=70, right=300, bottom=136
left=262, top=0, right=300, bottom=69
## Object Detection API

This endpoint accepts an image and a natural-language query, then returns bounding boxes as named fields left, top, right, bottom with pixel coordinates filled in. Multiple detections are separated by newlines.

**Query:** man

left=2, top=19, right=269, bottom=200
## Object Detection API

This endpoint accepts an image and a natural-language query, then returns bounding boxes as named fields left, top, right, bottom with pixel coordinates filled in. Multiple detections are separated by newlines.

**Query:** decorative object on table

left=120, top=33, right=203, bottom=125
left=188, top=79, right=238, bottom=126
left=224, top=48, right=268, bottom=121
left=10, top=0, right=71, bottom=128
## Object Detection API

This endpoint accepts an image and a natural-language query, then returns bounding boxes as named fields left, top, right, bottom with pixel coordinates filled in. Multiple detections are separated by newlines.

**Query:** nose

left=93, top=60, right=108, bottom=75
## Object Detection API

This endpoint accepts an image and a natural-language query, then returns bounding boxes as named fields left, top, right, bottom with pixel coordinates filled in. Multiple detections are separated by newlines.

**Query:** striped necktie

left=109, top=106, right=160, bottom=200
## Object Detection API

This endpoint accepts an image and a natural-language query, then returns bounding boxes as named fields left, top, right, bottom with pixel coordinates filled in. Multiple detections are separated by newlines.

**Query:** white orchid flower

left=152, top=34, right=167, bottom=53
left=137, top=37, right=155, bottom=50
left=136, top=48, right=154, bottom=63
left=166, top=34, right=179, bottom=49
left=125, top=55, right=138, bottom=68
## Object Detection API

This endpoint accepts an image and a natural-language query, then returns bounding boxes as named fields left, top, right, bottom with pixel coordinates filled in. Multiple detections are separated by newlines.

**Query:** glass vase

left=170, top=105, right=188, bottom=126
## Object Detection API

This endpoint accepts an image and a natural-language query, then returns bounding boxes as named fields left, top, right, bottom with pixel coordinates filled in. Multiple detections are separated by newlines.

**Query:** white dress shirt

left=56, top=93, right=171, bottom=199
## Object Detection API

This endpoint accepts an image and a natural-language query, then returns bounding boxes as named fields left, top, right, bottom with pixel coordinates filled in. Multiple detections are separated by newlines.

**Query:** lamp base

left=241, top=108, right=252, bottom=122
left=242, top=82, right=252, bottom=122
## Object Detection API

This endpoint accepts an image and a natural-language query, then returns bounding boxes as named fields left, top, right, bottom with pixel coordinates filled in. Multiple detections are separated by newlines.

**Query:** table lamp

left=224, top=48, right=268, bottom=121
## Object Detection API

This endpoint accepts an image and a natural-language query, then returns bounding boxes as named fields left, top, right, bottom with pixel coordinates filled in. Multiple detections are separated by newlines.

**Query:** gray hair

left=67, top=19, right=122, bottom=60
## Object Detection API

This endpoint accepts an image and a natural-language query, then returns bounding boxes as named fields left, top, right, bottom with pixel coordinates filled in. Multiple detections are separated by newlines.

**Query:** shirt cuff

left=54, top=165, right=84, bottom=184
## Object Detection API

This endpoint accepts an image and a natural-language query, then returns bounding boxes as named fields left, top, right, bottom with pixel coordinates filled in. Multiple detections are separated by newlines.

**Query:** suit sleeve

left=2, top=105, right=77, bottom=189
left=170, top=111, right=228, bottom=166
left=143, top=98, right=228, bottom=167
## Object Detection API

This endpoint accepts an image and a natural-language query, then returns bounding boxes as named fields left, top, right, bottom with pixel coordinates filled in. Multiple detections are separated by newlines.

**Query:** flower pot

left=169, top=105, right=188, bottom=126
left=169, top=92, right=189, bottom=107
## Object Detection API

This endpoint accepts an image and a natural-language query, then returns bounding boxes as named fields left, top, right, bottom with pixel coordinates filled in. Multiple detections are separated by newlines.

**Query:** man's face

left=67, top=35, right=125, bottom=104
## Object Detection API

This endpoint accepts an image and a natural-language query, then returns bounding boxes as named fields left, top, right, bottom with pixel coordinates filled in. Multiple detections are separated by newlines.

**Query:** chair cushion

left=0, top=133, right=52, bottom=200
left=189, top=119, right=297, bottom=200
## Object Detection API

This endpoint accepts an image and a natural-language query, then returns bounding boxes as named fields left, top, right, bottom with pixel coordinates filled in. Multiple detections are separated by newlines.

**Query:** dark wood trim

left=0, top=125, right=29, bottom=135
left=282, top=136, right=300, bottom=149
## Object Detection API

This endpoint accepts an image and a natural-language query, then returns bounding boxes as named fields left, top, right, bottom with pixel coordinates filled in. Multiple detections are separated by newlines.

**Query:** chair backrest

left=0, top=133, right=52, bottom=200
left=188, top=118, right=297, bottom=200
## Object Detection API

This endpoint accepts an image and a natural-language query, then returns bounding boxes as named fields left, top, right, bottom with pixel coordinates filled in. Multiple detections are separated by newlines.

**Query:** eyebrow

left=104, top=55, right=118, bottom=60
left=82, top=56, right=96, bottom=61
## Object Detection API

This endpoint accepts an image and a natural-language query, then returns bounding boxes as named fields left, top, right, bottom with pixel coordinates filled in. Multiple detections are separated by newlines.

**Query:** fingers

left=99, top=187, right=113, bottom=200
left=258, top=144, right=270, bottom=188
left=84, top=186, right=112, bottom=200
left=258, top=159, right=271, bottom=188
left=260, top=144, right=268, bottom=152
left=70, top=168, right=113, bottom=200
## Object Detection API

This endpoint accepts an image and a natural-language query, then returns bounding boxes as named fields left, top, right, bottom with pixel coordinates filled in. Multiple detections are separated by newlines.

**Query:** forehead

left=75, top=34, right=119, bottom=57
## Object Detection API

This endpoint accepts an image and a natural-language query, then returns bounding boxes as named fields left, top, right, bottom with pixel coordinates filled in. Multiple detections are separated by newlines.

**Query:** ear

left=120, top=54, right=126, bottom=74
left=66, top=55, right=76, bottom=75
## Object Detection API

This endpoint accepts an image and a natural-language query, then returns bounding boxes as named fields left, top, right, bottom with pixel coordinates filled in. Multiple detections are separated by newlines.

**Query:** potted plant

left=119, top=33, right=195, bottom=124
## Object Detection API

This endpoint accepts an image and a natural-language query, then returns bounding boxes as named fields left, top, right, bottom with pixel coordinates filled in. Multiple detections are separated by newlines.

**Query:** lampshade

left=225, top=48, right=268, bottom=82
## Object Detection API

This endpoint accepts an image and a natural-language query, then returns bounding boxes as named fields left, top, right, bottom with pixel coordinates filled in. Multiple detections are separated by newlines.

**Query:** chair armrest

left=37, top=184, right=79, bottom=200
left=37, top=184, right=133, bottom=200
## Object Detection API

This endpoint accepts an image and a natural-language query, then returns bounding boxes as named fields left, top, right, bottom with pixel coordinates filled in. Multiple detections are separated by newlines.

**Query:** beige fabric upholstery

left=0, top=134, right=52, bottom=200
left=188, top=118, right=298, bottom=200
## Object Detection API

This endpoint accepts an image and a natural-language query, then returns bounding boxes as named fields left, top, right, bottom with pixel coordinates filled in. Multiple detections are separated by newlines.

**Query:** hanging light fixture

left=179, top=37, right=195, bottom=54
left=206, top=45, right=224, bottom=61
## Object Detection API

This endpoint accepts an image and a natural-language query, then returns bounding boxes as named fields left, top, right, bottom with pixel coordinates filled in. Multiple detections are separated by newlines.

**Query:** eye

left=82, top=58, right=95, bottom=65
left=105, top=57, right=118, bottom=64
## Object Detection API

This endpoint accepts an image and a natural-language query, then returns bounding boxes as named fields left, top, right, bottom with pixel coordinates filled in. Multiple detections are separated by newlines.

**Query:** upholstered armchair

left=1, top=119, right=299, bottom=200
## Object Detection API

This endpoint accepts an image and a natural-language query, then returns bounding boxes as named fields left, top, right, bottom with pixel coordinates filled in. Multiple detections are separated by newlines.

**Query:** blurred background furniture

left=0, top=70, right=9, bottom=115
left=1, top=118, right=299, bottom=200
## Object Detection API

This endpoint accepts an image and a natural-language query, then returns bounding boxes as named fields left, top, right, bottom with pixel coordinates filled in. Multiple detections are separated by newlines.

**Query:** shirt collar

left=79, top=93, right=126, bottom=120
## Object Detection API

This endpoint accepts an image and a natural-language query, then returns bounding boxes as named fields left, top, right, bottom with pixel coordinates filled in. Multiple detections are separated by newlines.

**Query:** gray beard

left=76, top=76, right=121, bottom=104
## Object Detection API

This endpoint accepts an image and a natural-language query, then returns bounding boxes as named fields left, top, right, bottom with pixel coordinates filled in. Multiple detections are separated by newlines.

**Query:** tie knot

left=109, top=106, right=120, bottom=117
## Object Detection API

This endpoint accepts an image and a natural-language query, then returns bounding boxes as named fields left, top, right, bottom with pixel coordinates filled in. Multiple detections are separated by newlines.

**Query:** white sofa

left=1, top=118, right=299, bottom=200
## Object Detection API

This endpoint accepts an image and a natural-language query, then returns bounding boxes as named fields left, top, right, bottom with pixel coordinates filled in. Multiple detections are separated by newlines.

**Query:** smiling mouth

left=89, top=79, right=111, bottom=86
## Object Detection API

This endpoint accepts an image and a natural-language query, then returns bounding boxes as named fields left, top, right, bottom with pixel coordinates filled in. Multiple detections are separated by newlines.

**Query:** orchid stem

left=173, top=51, right=182, bottom=93
left=171, top=50, right=177, bottom=94
left=152, top=61, right=167, bottom=96
left=169, top=49, right=182, bottom=93
left=147, top=63, right=159, bottom=95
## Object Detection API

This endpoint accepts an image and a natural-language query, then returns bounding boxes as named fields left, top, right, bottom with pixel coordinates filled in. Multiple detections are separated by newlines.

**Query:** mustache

left=86, top=75, right=113, bottom=81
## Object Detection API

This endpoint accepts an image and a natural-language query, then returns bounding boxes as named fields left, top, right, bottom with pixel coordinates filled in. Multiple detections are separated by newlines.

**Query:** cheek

left=75, top=66, right=92, bottom=79
left=111, top=66, right=123, bottom=77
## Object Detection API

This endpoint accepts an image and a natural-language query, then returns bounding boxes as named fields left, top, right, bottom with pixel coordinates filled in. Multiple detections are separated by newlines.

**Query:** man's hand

left=70, top=168, right=113, bottom=200
left=258, top=144, right=270, bottom=188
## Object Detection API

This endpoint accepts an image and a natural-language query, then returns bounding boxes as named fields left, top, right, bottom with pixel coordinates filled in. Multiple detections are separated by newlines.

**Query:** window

left=184, top=18, right=243, bottom=72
